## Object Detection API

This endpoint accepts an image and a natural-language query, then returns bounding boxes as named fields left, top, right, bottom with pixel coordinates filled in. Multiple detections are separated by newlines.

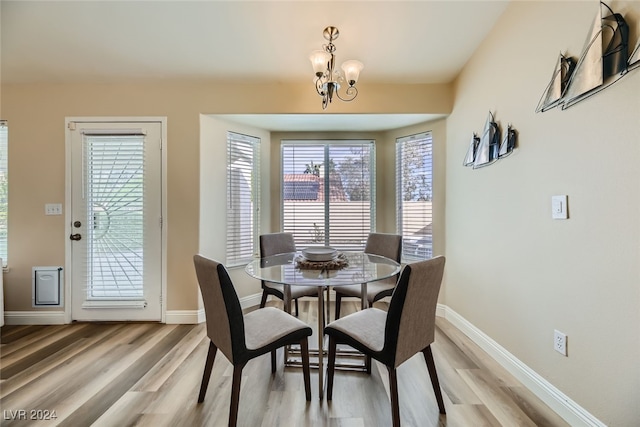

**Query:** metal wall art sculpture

left=537, top=2, right=639, bottom=112
left=462, top=133, right=480, bottom=167
left=463, top=112, right=518, bottom=169
left=536, top=54, right=576, bottom=112
left=625, top=38, right=640, bottom=73
left=499, top=124, right=517, bottom=159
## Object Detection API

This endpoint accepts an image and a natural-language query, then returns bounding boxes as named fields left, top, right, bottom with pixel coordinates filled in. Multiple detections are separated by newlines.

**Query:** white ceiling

left=0, top=0, right=509, bottom=130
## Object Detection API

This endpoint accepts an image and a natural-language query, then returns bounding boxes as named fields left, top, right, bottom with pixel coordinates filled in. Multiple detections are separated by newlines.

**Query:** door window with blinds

left=281, top=140, right=375, bottom=250
left=396, top=132, right=433, bottom=262
left=226, top=132, right=260, bottom=266
left=0, top=121, right=7, bottom=267
left=69, top=120, right=163, bottom=322
left=83, top=132, right=146, bottom=298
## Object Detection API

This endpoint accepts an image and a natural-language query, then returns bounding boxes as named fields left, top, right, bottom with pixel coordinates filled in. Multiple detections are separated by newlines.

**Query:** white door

left=68, top=120, right=163, bottom=321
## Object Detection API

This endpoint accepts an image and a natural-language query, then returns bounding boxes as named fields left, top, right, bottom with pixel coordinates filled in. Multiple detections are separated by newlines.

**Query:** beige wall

left=445, top=1, right=640, bottom=425
left=0, top=81, right=452, bottom=312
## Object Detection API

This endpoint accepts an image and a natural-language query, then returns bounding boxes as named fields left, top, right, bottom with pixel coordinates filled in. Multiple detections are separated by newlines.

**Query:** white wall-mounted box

left=32, top=267, right=64, bottom=307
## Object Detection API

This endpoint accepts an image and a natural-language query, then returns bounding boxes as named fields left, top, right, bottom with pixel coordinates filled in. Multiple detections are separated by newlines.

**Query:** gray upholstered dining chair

left=334, top=233, right=402, bottom=319
left=324, top=256, right=447, bottom=427
left=260, top=232, right=318, bottom=316
left=193, top=255, right=312, bottom=427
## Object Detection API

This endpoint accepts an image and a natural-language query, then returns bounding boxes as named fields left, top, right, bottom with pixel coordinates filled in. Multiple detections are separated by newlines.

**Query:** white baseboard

left=4, top=311, right=66, bottom=325
left=188, top=291, right=359, bottom=320
left=165, top=309, right=205, bottom=324
left=240, top=293, right=263, bottom=310
left=1, top=294, right=275, bottom=326
left=441, top=305, right=605, bottom=427
left=164, top=293, right=263, bottom=324
left=436, top=302, right=446, bottom=318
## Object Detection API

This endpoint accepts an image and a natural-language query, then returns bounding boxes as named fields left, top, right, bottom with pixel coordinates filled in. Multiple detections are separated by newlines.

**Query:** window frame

left=281, top=139, right=376, bottom=251
left=226, top=131, right=261, bottom=267
left=396, top=131, right=433, bottom=263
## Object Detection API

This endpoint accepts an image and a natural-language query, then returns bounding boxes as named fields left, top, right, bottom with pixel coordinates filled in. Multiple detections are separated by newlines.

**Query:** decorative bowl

left=302, top=246, right=338, bottom=262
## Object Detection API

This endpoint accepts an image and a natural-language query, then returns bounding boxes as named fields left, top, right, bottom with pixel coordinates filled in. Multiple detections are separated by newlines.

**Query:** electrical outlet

left=554, top=330, right=567, bottom=356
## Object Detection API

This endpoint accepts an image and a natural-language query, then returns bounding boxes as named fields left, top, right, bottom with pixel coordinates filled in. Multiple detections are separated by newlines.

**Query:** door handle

left=70, top=234, right=82, bottom=241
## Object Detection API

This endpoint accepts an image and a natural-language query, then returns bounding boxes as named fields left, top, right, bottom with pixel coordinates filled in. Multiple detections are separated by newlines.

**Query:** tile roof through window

left=283, top=174, right=348, bottom=202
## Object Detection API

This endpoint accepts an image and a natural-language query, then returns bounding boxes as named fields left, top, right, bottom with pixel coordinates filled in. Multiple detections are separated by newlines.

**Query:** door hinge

left=159, top=216, right=163, bottom=228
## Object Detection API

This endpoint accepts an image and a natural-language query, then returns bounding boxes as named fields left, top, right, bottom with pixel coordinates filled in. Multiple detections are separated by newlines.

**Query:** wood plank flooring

left=0, top=301, right=569, bottom=426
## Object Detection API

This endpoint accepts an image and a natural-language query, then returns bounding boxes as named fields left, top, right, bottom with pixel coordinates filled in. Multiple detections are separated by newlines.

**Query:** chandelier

left=309, top=26, right=363, bottom=109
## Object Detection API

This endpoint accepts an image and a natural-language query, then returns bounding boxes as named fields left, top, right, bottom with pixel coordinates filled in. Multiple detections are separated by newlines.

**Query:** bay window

left=282, top=140, right=375, bottom=251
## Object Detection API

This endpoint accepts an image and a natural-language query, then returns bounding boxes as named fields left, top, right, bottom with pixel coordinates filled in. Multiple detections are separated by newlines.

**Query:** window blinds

left=82, top=133, right=145, bottom=299
left=226, top=132, right=260, bottom=266
left=282, top=141, right=375, bottom=251
left=396, top=132, right=433, bottom=261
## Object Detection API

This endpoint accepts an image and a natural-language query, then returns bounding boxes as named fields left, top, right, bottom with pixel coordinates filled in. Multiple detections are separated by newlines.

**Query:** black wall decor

left=536, top=1, right=639, bottom=112
left=463, top=112, right=517, bottom=169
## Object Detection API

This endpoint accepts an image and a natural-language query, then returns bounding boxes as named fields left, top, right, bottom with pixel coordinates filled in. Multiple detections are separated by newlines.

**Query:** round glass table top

left=245, top=251, right=401, bottom=287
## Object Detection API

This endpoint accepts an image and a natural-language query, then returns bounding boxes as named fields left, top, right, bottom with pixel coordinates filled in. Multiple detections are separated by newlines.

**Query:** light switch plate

left=45, top=203, right=63, bottom=215
left=551, top=195, right=568, bottom=219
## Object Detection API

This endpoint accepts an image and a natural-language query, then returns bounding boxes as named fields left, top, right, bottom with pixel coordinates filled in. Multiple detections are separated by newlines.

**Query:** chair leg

left=260, top=289, right=268, bottom=308
left=271, top=349, right=277, bottom=373
left=322, top=289, right=328, bottom=329
left=422, top=345, right=446, bottom=414
left=229, top=362, right=246, bottom=427
left=388, top=366, right=401, bottom=427
left=299, top=339, right=312, bottom=401
left=197, top=341, right=218, bottom=403
left=326, top=336, right=337, bottom=400
left=335, top=293, right=342, bottom=320
left=365, top=355, right=372, bottom=374
left=295, top=298, right=300, bottom=317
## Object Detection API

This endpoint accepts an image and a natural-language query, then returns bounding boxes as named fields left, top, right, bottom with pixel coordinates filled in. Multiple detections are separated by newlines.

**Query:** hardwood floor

left=1, top=301, right=569, bottom=426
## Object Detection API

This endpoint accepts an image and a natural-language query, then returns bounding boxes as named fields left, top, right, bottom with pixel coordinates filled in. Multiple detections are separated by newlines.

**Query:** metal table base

left=284, top=283, right=369, bottom=399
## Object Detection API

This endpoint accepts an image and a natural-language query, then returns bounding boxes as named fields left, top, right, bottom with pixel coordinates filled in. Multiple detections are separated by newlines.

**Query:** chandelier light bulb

left=341, top=60, right=363, bottom=86
left=309, top=50, right=332, bottom=77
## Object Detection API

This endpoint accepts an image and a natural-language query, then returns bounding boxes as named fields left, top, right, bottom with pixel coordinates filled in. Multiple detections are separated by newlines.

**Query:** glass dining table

left=245, top=250, right=401, bottom=399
